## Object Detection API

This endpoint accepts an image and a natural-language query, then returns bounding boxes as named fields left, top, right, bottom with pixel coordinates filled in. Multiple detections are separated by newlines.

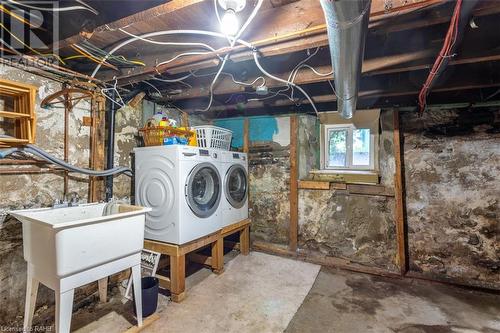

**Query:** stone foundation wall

left=297, top=110, right=399, bottom=272
left=403, top=108, right=499, bottom=289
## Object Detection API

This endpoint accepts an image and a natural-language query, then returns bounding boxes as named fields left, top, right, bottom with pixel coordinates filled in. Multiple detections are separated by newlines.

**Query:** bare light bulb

left=221, top=9, right=239, bottom=36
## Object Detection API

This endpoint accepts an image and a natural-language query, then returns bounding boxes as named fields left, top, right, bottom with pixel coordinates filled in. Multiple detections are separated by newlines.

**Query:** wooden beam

left=347, top=184, right=395, bottom=197
left=56, top=0, right=206, bottom=49
left=169, top=49, right=500, bottom=101
left=297, top=180, right=330, bottom=190
left=187, top=79, right=500, bottom=113
left=107, top=0, right=454, bottom=84
left=393, top=109, right=408, bottom=276
left=289, top=115, right=298, bottom=252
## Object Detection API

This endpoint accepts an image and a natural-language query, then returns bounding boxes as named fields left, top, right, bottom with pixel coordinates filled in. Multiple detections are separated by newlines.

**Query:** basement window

left=319, top=110, right=380, bottom=174
left=324, top=125, right=374, bottom=170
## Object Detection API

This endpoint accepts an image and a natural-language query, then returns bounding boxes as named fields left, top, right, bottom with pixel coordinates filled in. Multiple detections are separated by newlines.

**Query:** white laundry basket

left=194, top=125, right=232, bottom=150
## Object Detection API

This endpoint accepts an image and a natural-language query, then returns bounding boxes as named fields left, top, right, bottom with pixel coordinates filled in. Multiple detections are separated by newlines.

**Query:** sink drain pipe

left=105, top=89, right=117, bottom=201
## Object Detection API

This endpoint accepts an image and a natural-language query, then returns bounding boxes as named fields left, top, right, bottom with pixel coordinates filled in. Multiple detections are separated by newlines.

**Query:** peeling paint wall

left=403, top=108, right=499, bottom=289
left=298, top=110, right=399, bottom=272
left=298, top=115, right=319, bottom=179
left=248, top=116, right=291, bottom=245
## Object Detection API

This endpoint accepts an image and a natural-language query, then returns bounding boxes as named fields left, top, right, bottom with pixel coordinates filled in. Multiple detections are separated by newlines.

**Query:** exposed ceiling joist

left=185, top=81, right=500, bottom=114
left=103, top=0, right=452, bottom=84
left=177, top=62, right=500, bottom=113
left=166, top=49, right=500, bottom=101
left=56, top=0, right=206, bottom=49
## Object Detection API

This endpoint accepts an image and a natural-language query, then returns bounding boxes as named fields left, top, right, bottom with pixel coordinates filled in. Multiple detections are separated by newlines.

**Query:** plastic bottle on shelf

left=188, top=128, right=198, bottom=147
left=153, top=112, right=164, bottom=123
left=168, top=119, right=178, bottom=128
left=159, top=117, right=169, bottom=128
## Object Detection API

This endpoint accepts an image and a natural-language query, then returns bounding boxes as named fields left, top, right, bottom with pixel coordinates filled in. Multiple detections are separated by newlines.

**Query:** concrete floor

left=286, top=267, right=500, bottom=333
left=68, top=253, right=500, bottom=333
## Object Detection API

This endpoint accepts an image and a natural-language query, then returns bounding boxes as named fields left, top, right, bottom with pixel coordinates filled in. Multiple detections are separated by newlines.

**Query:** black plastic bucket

left=134, top=276, right=159, bottom=318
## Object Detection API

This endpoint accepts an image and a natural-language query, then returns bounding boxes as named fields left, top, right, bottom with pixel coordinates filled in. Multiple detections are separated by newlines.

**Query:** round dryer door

left=225, top=165, right=248, bottom=209
left=185, top=162, right=221, bottom=218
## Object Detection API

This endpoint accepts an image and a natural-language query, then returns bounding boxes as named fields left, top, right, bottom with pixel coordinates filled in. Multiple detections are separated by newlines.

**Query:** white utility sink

left=10, top=202, right=151, bottom=333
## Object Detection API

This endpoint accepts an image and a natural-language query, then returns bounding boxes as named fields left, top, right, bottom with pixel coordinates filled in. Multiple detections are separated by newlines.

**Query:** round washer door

left=185, top=162, right=222, bottom=218
left=225, top=164, right=248, bottom=209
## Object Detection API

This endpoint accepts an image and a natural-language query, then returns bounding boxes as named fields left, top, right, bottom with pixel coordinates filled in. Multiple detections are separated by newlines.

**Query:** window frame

left=321, top=123, right=378, bottom=172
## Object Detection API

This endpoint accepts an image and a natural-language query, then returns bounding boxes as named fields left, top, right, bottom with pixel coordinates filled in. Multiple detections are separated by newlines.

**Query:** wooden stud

left=239, top=225, right=250, bottom=256
left=289, top=116, right=298, bottom=252
left=393, top=109, right=408, bottom=275
left=98, top=277, right=108, bottom=303
left=181, top=111, right=189, bottom=128
left=187, top=253, right=212, bottom=266
left=156, top=275, right=171, bottom=290
left=211, top=238, right=224, bottom=274
left=169, top=254, right=186, bottom=302
left=243, top=118, right=249, bottom=154
left=143, top=231, right=222, bottom=303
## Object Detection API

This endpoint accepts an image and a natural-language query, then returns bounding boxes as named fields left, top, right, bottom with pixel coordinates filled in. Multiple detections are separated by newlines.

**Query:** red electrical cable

left=418, top=0, right=463, bottom=115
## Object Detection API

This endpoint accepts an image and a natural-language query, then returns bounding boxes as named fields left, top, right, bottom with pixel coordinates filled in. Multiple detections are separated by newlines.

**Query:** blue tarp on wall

left=214, top=116, right=280, bottom=149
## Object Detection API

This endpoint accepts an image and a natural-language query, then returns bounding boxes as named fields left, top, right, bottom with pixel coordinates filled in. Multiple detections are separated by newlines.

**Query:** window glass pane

left=352, top=128, right=370, bottom=166
left=328, top=129, right=347, bottom=167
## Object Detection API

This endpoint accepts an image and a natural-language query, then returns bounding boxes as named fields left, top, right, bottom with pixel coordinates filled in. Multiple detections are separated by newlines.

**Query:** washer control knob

left=213, top=152, right=218, bottom=159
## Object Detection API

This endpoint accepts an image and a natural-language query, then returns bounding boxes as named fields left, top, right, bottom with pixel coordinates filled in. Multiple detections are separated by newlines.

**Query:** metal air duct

left=320, top=0, right=371, bottom=119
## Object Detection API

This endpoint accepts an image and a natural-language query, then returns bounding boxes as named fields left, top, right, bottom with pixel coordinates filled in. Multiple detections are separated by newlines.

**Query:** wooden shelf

left=0, top=79, right=37, bottom=147
left=298, top=180, right=394, bottom=197
left=0, top=138, right=29, bottom=143
left=0, top=111, right=31, bottom=118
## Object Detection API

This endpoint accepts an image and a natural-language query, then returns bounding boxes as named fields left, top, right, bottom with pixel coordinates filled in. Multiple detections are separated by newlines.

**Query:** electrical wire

left=90, top=28, right=319, bottom=115
left=6, top=0, right=98, bottom=14
left=119, top=28, right=219, bottom=53
left=150, top=73, right=193, bottom=83
left=77, top=40, right=145, bottom=67
left=90, top=30, right=252, bottom=78
left=252, top=50, right=319, bottom=116
left=142, top=80, right=163, bottom=97
left=156, top=51, right=214, bottom=68
left=70, top=44, right=118, bottom=70
left=299, top=64, right=333, bottom=77
left=418, top=0, right=463, bottom=115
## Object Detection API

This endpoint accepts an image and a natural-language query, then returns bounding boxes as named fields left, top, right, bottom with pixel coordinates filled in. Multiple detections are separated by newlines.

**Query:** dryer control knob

left=213, top=152, right=218, bottom=158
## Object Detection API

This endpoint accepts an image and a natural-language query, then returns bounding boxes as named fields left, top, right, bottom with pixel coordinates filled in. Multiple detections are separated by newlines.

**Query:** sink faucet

left=67, top=192, right=80, bottom=207
left=53, top=192, right=80, bottom=208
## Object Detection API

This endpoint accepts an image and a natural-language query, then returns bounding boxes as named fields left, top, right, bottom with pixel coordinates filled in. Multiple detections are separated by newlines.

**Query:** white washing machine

left=220, top=151, right=249, bottom=227
left=134, top=145, right=223, bottom=244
